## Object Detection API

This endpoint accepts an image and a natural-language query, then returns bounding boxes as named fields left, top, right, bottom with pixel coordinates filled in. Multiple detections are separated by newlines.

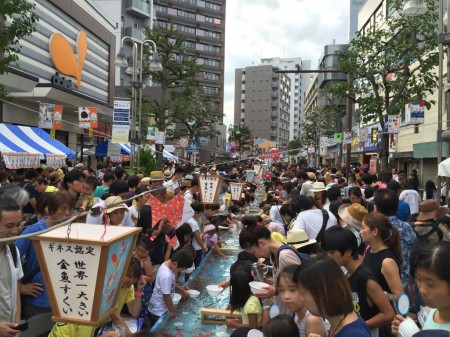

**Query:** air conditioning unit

left=403, top=0, right=427, bottom=16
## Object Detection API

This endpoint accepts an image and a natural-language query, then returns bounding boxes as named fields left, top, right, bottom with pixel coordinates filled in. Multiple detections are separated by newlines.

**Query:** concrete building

left=260, top=57, right=311, bottom=140
left=234, top=65, right=291, bottom=152
left=1, top=0, right=116, bottom=161
left=349, top=0, right=366, bottom=40
left=95, top=0, right=227, bottom=163
left=303, top=44, right=348, bottom=166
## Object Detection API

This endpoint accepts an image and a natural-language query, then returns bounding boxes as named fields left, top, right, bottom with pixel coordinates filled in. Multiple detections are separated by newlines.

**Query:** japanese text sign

left=229, top=182, right=244, bottom=201
left=31, top=224, right=141, bottom=326
left=198, top=175, right=221, bottom=204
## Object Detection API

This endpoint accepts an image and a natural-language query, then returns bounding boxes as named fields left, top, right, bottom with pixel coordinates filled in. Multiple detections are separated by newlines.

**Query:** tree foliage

left=331, top=0, right=439, bottom=168
left=0, top=0, right=39, bottom=97
left=287, top=137, right=302, bottom=155
left=228, top=124, right=252, bottom=151
left=143, top=25, right=222, bottom=137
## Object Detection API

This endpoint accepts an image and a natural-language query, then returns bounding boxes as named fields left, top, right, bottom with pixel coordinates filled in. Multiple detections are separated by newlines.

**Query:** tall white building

left=260, top=57, right=311, bottom=140
left=349, top=0, right=366, bottom=40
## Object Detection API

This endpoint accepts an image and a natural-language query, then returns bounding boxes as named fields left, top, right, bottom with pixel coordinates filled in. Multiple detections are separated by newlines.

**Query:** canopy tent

left=85, top=140, right=178, bottom=162
left=438, top=157, right=450, bottom=177
left=0, top=123, right=75, bottom=169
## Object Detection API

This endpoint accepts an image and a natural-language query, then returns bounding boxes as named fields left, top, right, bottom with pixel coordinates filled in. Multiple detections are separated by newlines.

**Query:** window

left=204, top=30, right=220, bottom=39
left=205, top=16, right=221, bottom=25
left=154, top=5, right=167, bottom=13
left=175, top=0, right=197, bottom=4
left=201, top=86, right=219, bottom=95
left=204, top=44, right=221, bottom=53
left=174, top=24, right=196, bottom=34
left=205, top=2, right=221, bottom=10
left=133, top=21, right=139, bottom=29
left=204, top=58, right=220, bottom=67
left=204, top=72, right=220, bottom=81
left=182, top=40, right=196, bottom=49
left=157, top=20, right=168, bottom=28
left=177, top=10, right=196, bottom=19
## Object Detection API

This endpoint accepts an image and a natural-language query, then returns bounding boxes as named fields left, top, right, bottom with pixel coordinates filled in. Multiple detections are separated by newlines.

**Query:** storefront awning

left=0, top=123, right=75, bottom=168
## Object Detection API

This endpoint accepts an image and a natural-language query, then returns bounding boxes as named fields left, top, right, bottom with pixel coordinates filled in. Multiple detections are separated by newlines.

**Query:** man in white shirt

left=163, top=167, right=185, bottom=195
left=299, top=172, right=316, bottom=197
left=291, top=195, right=337, bottom=240
left=183, top=176, right=199, bottom=205
left=399, top=181, right=420, bottom=214
left=269, top=204, right=285, bottom=226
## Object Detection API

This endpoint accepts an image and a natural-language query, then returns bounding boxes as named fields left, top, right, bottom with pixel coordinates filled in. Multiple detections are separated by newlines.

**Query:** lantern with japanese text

left=31, top=224, right=141, bottom=326
left=198, top=175, right=222, bottom=204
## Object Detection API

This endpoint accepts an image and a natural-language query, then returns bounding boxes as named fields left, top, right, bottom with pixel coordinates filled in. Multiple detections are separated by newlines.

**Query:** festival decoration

left=147, top=194, right=184, bottom=228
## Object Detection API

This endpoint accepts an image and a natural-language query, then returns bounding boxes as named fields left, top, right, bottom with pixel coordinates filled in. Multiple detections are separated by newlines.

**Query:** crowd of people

left=0, top=160, right=449, bottom=337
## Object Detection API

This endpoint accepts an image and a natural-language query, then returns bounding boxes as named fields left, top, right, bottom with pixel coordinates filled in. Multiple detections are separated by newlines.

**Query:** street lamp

left=115, top=37, right=162, bottom=168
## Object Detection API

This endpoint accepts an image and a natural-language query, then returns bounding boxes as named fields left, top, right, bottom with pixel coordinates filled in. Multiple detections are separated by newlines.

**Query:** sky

left=223, top=0, right=351, bottom=127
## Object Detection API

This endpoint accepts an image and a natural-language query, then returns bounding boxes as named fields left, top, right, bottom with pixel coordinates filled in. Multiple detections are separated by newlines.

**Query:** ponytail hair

left=363, top=213, right=403, bottom=267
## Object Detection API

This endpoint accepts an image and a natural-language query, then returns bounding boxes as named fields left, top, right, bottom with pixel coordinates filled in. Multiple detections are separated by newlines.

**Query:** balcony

left=271, top=111, right=278, bottom=117
left=271, top=101, right=278, bottom=108
left=125, top=0, right=151, bottom=19
left=124, top=26, right=145, bottom=43
left=271, top=121, right=278, bottom=127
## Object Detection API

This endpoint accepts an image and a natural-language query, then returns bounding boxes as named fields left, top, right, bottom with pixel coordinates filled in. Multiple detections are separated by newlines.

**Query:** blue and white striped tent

left=0, top=123, right=75, bottom=168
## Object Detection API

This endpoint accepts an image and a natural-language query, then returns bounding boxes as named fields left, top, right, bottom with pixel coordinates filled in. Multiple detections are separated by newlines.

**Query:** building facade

left=349, top=0, right=366, bottom=40
left=260, top=57, right=311, bottom=140
left=1, top=0, right=116, bottom=160
left=234, top=65, right=291, bottom=152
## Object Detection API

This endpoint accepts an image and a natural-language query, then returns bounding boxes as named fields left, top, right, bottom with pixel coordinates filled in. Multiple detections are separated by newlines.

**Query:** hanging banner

left=405, top=101, right=425, bottom=125
left=333, top=133, right=343, bottom=143
left=359, top=128, right=368, bottom=142
left=53, top=105, right=63, bottom=130
left=229, top=182, right=244, bottom=201
left=343, top=132, right=352, bottom=145
left=245, top=170, right=256, bottom=183
left=50, top=129, right=55, bottom=140
left=155, top=131, right=166, bottom=145
left=384, top=115, right=400, bottom=134
left=112, top=100, right=131, bottom=143
left=39, top=103, right=55, bottom=129
left=351, top=137, right=359, bottom=153
left=79, top=107, right=92, bottom=128
left=371, top=128, right=379, bottom=143
left=147, top=126, right=157, bottom=141
left=89, top=128, right=94, bottom=137
left=253, top=164, right=261, bottom=175
left=198, top=175, right=221, bottom=204
left=90, top=108, right=98, bottom=129
left=179, top=137, right=188, bottom=148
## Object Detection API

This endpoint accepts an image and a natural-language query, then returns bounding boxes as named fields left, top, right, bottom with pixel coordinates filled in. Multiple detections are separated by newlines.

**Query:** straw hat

left=311, top=182, right=326, bottom=192
left=416, top=200, right=449, bottom=221
left=140, top=177, right=151, bottom=186
left=286, top=229, right=316, bottom=249
left=163, top=169, right=172, bottom=179
left=307, top=172, right=316, bottom=180
left=338, top=203, right=368, bottom=230
left=104, top=196, right=129, bottom=214
left=149, top=170, right=165, bottom=181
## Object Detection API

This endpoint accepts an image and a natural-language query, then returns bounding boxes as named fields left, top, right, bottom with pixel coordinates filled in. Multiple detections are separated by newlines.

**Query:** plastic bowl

left=218, top=225, right=229, bottom=230
left=187, top=289, right=200, bottom=298
left=249, top=281, right=270, bottom=295
left=206, top=285, right=223, bottom=297
left=172, top=293, right=182, bottom=306
left=185, top=266, right=195, bottom=273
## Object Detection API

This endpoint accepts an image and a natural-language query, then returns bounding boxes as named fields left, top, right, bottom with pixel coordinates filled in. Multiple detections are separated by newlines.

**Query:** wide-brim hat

left=149, top=170, right=165, bottom=181
left=104, top=196, right=129, bottom=214
left=311, top=182, right=326, bottom=192
left=286, top=229, right=316, bottom=249
left=417, top=200, right=449, bottom=221
left=307, top=172, right=316, bottom=180
left=140, top=177, right=151, bottom=186
left=163, top=169, right=172, bottom=179
left=75, top=163, right=85, bottom=169
left=338, top=203, right=368, bottom=231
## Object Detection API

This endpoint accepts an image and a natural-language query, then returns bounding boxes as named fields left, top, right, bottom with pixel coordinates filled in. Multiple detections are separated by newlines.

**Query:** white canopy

left=438, top=157, right=450, bottom=177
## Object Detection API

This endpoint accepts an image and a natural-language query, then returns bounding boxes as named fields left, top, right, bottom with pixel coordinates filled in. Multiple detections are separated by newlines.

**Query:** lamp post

left=115, top=37, right=162, bottom=169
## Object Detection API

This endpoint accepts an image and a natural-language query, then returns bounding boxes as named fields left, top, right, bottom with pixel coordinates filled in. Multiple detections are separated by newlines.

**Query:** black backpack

left=410, top=221, right=444, bottom=276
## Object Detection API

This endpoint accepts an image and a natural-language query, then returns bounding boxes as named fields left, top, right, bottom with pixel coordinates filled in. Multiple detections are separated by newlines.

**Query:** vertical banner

left=112, top=100, right=131, bottom=144
left=79, top=107, right=92, bottom=128
left=343, top=132, right=352, bottom=145
left=245, top=170, right=256, bottom=183
left=39, top=103, right=54, bottom=129
left=147, top=126, right=158, bottom=141
left=198, top=175, right=221, bottom=204
left=50, top=129, right=55, bottom=139
left=371, top=128, right=379, bottom=143
left=90, top=108, right=98, bottom=129
left=155, top=131, right=166, bottom=145
left=384, top=115, right=400, bottom=134
left=53, top=105, right=63, bottom=130
left=229, top=182, right=244, bottom=201
left=359, top=128, right=368, bottom=142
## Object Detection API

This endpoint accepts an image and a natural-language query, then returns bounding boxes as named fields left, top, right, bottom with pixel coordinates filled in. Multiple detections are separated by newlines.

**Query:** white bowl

left=247, top=329, right=263, bottom=337
left=172, top=293, right=182, bottom=306
left=249, top=281, right=270, bottom=295
left=206, top=285, right=223, bottom=297
left=188, top=289, right=200, bottom=298
left=398, top=317, right=420, bottom=337
left=185, top=266, right=195, bottom=273
left=218, top=225, right=229, bottom=230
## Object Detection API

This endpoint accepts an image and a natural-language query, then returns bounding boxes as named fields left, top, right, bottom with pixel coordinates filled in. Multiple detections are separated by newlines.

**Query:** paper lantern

left=31, top=224, right=141, bottom=326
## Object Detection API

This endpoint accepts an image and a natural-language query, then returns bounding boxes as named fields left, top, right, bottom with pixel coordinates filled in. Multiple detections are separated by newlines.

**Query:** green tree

left=228, top=124, right=252, bottom=153
left=331, top=0, right=439, bottom=169
left=287, top=137, right=302, bottom=156
left=0, top=0, right=38, bottom=97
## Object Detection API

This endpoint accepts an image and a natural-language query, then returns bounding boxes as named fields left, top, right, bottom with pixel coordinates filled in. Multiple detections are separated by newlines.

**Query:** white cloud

left=223, top=0, right=350, bottom=127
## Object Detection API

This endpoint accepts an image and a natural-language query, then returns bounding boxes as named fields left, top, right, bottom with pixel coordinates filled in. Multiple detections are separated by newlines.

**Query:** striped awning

left=0, top=123, right=75, bottom=168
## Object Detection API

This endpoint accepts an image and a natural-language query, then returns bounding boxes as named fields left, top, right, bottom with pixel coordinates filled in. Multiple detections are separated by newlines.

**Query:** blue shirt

left=388, top=216, right=417, bottom=293
left=396, top=201, right=411, bottom=222
left=335, top=316, right=371, bottom=337
left=15, top=217, right=50, bottom=308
